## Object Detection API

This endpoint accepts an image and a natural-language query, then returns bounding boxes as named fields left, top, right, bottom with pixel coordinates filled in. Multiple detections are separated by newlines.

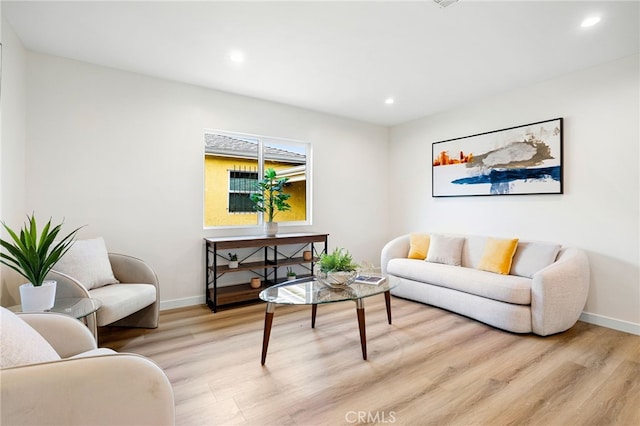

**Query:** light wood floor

left=99, top=296, right=640, bottom=426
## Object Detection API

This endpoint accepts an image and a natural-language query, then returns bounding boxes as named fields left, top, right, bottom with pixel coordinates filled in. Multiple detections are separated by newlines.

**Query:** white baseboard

left=160, top=296, right=205, bottom=311
left=579, top=312, right=640, bottom=336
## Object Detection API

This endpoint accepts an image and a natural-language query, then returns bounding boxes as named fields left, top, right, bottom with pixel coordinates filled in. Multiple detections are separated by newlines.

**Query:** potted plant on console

left=286, top=267, right=297, bottom=281
left=316, top=247, right=359, bottom=288
left=228, top=253, right=239, bottom=269
left=0, top=214, right=82, bottom=311
left=250, top=168, right=291, bottom=237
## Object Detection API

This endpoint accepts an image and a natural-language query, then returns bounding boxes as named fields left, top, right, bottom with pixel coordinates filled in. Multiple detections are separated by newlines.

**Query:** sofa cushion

left=408, top=233, right=430, bottom=260
left=54, top=237, right=119, bottom=290
left=426, top=234, right=464, bottom=266
left=461, top=235, right=485, bottom=268
left=0, top=307, right=61, bottom=368
left=387, top=258, right=532, bottom=305
left=89, top=283, right=156, bottom=326
left=510, top=241, right=561, bottom=278
left=478, top=237, right=519, bottom=275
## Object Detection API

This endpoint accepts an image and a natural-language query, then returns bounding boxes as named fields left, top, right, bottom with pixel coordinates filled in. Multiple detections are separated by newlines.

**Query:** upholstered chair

left=47, top=238, right=160, bottom=337
left=0, top=307, right=174, bottom=425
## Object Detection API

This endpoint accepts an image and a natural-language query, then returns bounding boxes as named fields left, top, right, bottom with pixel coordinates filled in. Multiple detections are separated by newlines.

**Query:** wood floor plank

left=99, top=296, right=640, bottom=426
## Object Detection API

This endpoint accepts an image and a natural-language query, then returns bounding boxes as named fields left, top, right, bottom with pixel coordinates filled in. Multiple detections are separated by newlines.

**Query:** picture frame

left=432, top=118, right=563, bottom=197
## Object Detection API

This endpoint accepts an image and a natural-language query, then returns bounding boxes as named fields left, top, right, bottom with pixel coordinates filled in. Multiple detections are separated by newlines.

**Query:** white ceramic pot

left=264, top=222, right=278, bottom=237
left=228, top=260, right=239, bottom=269
left=287, top=275, right=297, bottom=281
left=19, top=280, right=57, bottom=312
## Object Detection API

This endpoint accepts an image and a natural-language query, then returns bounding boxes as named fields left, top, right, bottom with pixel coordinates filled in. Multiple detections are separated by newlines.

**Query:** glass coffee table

left=258, top=275, right=397, bottom=365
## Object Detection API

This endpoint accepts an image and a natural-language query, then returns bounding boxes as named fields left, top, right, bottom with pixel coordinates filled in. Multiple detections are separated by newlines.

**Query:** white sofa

left=0, top=307, right=174, bottom=425
left=381, top=233, right=590, bottom=336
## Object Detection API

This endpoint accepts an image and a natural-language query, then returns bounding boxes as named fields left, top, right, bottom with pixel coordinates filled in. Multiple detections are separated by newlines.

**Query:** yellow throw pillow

left=478, top=237, right=519, bottom=275
left=408, top=233, right=430, bottom=260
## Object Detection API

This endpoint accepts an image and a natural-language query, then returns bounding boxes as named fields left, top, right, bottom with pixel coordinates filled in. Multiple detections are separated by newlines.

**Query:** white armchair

left=0, top=307, right=174, bottom=426
left=47, top=243, right=160, bottom=335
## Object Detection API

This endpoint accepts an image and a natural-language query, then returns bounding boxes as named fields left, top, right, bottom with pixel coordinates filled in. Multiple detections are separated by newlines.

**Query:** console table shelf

left=204, top=233, right=328, bottom=312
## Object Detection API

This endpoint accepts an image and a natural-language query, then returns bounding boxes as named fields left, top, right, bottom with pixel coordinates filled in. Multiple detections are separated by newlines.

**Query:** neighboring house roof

left=205, top=133, right=306, bottom=165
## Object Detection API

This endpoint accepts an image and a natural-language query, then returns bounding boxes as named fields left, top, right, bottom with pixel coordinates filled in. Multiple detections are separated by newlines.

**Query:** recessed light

left=385, top=98, right=394, bottom=105
left=229, top=50, right=245, bottom=63
left=581, top=16, right=601, bottom=28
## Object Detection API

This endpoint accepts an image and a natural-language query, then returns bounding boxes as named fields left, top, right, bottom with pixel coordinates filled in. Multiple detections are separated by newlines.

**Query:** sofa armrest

left=381, top=234, right=411, bottom=274
left=109, top=253, right=159, bottom=286
left=17, top=312, right=97, bottom=357
left=531, top=247, right=590, bottom=336
left=1, top=354, right=175, bottom=426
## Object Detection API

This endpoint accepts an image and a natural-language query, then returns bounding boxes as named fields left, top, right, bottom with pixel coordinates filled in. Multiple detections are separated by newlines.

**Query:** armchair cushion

left=89, top=283, right=157, bottom=326
left=53, top=237, right=119, bottom=290
left=0, top=307, right=60, bottom=368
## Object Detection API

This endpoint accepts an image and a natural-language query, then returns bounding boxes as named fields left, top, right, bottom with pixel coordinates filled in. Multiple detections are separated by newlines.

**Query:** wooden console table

left=204, top=233, right=329, bottom=312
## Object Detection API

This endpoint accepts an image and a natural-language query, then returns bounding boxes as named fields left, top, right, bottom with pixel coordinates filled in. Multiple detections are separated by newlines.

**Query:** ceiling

left=3, top=0, right=639, bottom=127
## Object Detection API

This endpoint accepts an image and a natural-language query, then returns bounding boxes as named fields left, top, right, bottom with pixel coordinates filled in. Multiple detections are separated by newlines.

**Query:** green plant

left=0, top=214, right=82, bottom=287
left=228, top=253, right=238, bottom=261
left=250, top=168, right=291, bottom=222
left=318, top=248, right=359, bottom=273
left=286, top=267, right=296, bottom=277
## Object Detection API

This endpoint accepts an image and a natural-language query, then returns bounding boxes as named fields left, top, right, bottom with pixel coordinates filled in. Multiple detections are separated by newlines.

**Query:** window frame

left=203, top=129, right=312, bottom=230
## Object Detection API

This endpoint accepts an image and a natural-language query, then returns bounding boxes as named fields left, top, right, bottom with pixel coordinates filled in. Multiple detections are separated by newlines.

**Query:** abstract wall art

left=432, top=118, right=563, bottom=197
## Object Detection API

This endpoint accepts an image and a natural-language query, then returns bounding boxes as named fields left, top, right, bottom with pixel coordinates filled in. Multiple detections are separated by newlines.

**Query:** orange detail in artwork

left=433, top=151, right=473, bottom=166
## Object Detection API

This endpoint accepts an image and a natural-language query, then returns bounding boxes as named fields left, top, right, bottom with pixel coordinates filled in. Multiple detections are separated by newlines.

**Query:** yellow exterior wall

left=204, top=156, right=306, bottom=227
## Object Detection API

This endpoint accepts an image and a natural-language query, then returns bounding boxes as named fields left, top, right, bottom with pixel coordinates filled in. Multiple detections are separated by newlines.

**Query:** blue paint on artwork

left=452, top=166, right=561, bottom=191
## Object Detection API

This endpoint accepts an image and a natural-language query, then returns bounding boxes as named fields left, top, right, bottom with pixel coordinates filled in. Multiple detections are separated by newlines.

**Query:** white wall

left=389, top=54, right=639, bottom=333
left=0, top=19, right=28, bottom=304
left=4, top=18, right=637, bottom=334
left=21, top=52, right=389, bottom=308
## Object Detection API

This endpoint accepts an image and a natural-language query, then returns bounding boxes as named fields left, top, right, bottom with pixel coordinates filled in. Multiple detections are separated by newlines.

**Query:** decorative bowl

left=316, top=270, right=358, bottom=288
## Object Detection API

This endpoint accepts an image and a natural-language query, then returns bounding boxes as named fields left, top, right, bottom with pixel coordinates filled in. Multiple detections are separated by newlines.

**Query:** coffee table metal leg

left=355, top=298, right=367, bottom=360
left=311, top=304, right=317, bottom=328
left=384, top=290, right=392, bottom=324
left=261, top=303, right=275, bottom=365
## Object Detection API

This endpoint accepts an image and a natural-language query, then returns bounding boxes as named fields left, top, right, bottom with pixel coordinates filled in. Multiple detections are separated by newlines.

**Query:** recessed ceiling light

left=385, top=98, right=394, bottom=105
left=581, top=16, right=601, bottom=28
left=229, top=50, right=245, bottom=63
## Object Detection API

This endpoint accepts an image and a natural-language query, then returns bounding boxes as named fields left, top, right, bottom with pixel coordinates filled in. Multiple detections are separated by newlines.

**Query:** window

left=204, top=130, right=311, bottom=228
left=228, top=170, right=258, bottom=213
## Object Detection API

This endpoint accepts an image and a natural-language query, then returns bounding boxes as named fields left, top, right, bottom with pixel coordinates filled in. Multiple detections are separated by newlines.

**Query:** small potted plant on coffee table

left=316, top=247, right=359, bottom=288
